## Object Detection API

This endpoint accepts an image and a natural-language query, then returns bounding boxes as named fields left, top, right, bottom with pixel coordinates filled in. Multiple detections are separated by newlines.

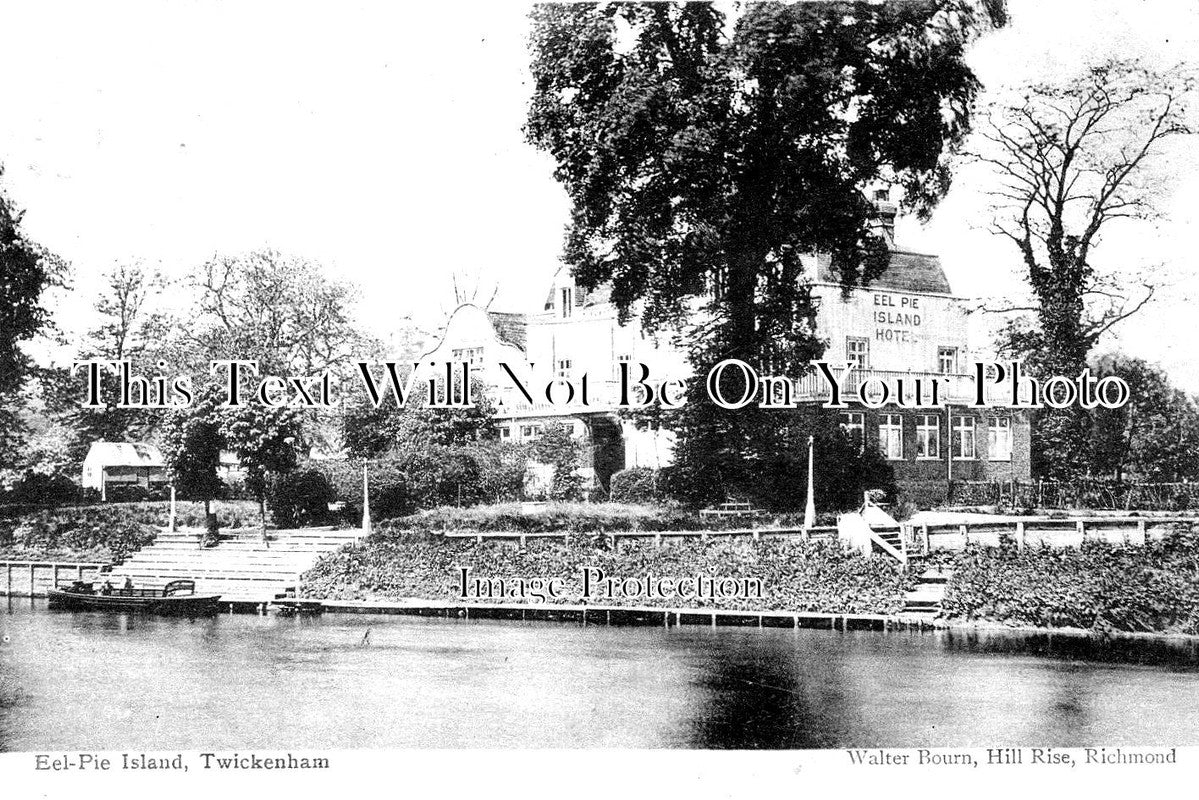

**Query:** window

left=953, top=416, right=976, bottom=459
left=557, top=358, right=572, bottom=378
left=520, top=424, right=543, bottom=439
left=937, top=347, right=958, bottom=374
left=988, top=417, right=1012, bottom=461
left=560, top=288, right=573, bottom=318
left=840, top=412, right=864, bottom=453
left=916, top=415, right=940, bottom=459
left=499, top=426, right=511, bottom=440
left=847, top=337, right=869, bottom=370
left=613, top=353, right=631, bottom=380
left=451, top=347, right=484, bottom=366
left=879, top=414, right=903, bottom=460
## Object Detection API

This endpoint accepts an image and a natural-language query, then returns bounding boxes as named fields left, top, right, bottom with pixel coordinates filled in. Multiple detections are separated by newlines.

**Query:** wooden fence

left=1, top=560, right=107, bottom=597
left=441, top=516, right=1194, bottom=553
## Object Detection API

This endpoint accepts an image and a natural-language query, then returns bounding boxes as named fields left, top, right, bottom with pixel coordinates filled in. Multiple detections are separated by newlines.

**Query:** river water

left=2, top=600, right=1198, bottom=750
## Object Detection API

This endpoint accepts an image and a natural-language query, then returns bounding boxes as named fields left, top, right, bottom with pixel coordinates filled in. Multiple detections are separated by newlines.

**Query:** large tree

left=159, top=385, right=226, bottom=542
left=526, top=1, right=1004, bottom=504
left=66, top=263, right=174, bottom=460
left=221, top=403, right=306, bottom=537
left=976, top=59, right=1196, bottom=477
left=188, top=249, right=364, bottom=376
left=0, top=167, right=66, bottom=464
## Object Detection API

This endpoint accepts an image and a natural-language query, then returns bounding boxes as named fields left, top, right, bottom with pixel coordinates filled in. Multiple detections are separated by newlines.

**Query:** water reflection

left=2, top=602, right=1197, bottom=750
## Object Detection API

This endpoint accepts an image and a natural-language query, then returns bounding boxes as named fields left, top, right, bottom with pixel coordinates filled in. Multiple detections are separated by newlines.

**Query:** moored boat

left=47, top=579, right=221, bottom=615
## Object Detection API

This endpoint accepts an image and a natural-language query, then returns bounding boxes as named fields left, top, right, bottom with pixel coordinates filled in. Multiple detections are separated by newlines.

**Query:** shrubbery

left=939, top=528, right=1199, bottom=634
left=268, top=469, right=337, bottom=528
left=311, top=443, right=528, bottom=523
left=0, top=470, right=82, bottom=506
left=0, top=500, right=263, bottom=561
left=301, top=532, right=913, bottom=614
left=0, top=506, right=156, bottom=562
left=609, top=468, right=659, bottom=505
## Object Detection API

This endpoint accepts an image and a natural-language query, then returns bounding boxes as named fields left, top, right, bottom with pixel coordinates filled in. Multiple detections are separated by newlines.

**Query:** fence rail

left=439, top=516, right=1195, bottom=552
left=1, top=560, right=107, bottom=597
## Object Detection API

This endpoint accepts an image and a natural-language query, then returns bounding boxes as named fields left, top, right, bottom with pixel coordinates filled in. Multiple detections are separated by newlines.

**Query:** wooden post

left=711, top=612, right=716, bottom=628
left=51, top=563, right=58, bottom=591
left=78, top=565, right=85, bottom=582
left=30, top=564, right=36, bottom=596
left=655, top=533, right=662, bottom=548
left=922, top=524, right=930, bottom=553
left=959, top=523, right=968, bottom=545
left=1016, top=521, right=1025, bottom=551
left=519, top=534, right=526, bottom=548
left=1077, top=519, right=1085, bottom=544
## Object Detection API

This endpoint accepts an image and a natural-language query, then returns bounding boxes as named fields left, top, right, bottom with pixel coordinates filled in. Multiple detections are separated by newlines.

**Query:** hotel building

left=422, top=201, right=1031, bottom=505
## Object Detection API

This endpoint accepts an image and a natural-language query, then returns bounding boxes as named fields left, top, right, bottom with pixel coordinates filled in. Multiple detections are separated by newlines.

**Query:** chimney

left=871, top=187, right=897, bottom=246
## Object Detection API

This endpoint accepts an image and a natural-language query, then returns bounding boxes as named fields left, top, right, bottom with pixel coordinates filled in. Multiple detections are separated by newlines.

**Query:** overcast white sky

left=3, top=1, right=1199, bottom=386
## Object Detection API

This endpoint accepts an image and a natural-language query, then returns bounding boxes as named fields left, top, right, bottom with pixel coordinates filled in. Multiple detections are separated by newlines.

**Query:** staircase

left=870, top=526, right=906, bottom=561
left=901, top=569, right=952, bottom=621
left=102, top=527, right=362, bottom=605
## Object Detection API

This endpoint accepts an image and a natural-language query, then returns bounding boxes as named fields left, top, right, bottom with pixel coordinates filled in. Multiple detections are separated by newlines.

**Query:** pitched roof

left=83, top=442, right=165, bottom=468
left=486, top=311, right=528, bottom=350
left=814, top=250, right=952, bottom=295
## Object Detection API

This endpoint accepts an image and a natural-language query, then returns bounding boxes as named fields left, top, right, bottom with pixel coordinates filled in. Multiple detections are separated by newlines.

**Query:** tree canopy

left=0, top=167, right=66, bottom=464
left=526, top=1, right=1004, bottom=505
left=527, top=0, right=1005, bottom=363
left=978, top=58, right=1196, bottom=477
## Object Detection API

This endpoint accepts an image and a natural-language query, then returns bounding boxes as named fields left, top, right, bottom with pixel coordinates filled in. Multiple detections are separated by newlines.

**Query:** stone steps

left=901, top=569, right=952, bottom=616
left=103, top=527, right=360, bottom=604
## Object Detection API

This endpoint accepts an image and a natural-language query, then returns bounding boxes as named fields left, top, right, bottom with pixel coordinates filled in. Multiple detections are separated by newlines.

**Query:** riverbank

left=300, top=529, right=914, bottom=614
left=0, top=500, right=260, bottom=562
left=300, top=519, right=1199, bottom=637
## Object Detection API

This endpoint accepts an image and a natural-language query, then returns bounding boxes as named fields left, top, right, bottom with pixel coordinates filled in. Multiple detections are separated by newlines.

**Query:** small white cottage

left=80, top=442, right=167, bottom=499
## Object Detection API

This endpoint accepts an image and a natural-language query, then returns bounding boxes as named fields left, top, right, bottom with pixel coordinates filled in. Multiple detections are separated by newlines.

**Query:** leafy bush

left=313, top=443, right=528, bottom=522
left=1, top=471, right=82, bottom=506
left=609, top=468, right=659, bottom=505
left=268, top=469, right=336, bottom=528
left=301, top=533, right=913, bottom=614
left=939, top=527, right=1199, bottom=634
left=0, top=507, right=156, bottom=562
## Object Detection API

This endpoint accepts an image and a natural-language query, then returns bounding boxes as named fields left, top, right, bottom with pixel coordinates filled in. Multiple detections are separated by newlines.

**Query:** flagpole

left=803, top=435, right=816, bottom=531
left=361, top=463, right=372, bottom=541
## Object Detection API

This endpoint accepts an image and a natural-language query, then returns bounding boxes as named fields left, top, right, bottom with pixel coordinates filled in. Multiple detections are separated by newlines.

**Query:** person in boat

left=123, top=577, right=134, bottom=592
left=100, top=580, right=113, bottom=595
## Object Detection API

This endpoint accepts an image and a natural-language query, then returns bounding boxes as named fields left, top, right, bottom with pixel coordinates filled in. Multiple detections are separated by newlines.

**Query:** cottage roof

left=83, top=442, right=165, bottom=468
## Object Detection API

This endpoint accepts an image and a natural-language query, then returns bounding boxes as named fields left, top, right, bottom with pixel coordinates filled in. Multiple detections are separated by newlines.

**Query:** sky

left=3, top=0, right=1199, bottom=386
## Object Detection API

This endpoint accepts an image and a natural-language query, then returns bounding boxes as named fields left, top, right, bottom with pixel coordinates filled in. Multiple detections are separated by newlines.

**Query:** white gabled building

left=81, top=441, right=168, bottom=499
left=423, top=199, right=1030, bottom=501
